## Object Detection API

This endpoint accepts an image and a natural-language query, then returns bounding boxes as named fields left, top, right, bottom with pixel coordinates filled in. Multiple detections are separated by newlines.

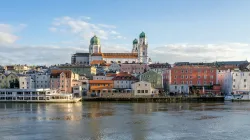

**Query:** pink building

left=120, top=63, right=149, bottom=74
left=50, top=69, right=79, bottom=93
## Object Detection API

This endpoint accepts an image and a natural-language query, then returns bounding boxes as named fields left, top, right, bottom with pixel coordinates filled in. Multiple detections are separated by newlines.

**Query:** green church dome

left=139, top=32, right=146, bottom=38
left=90, top=35, right=100, bottom=45
left=133, top=38, right=138, bottom=44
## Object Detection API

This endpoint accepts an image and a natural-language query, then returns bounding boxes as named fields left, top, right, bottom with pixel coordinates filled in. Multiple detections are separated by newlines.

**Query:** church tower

left=89, top=35, right=101, bottom=55
left=132, top=38, right=138, bottom=53
left=138, top=32, right=148, bottom=63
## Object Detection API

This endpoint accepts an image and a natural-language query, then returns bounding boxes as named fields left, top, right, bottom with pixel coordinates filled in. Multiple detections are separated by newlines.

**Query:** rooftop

left=89, top=80, right=113, bottom=84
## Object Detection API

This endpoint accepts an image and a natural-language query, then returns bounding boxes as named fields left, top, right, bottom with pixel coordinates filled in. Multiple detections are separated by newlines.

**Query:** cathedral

left=71, top=32, right=151, bottom=65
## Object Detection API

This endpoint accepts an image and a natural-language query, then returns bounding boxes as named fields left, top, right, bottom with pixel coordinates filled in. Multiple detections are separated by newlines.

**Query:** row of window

left=233, top=73, right=250, bottom=76
left=137, top=90, right=149, bottom=93
left=233, top=79, right=248, bottom=82
left=175, top=70, right=214, bottom=73
left=174, top=75, right=214, bottom=79
left=173, top=81, right=214, bottom=85
left=233, top=85, right=248, bottom=88
left=91, top=84, right=111, bottom=86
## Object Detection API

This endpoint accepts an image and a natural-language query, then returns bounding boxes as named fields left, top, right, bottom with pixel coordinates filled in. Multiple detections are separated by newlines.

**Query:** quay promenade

left=82, top=93, right=224, bottom=103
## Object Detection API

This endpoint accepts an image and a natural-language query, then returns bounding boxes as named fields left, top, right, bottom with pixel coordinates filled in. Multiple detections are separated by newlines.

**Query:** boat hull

left=0, top=98, right=82, bottom=103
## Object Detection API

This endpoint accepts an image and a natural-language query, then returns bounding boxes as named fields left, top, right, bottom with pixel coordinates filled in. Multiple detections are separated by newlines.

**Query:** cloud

left=149, top=43, right=250, bottom=63
left=1, top=41, right=249, bottom=65
left=97, top=24, right=116, bottom=29
left=0, top=43, right=132, bottom=65
left=50, top=16, right=125, bottom=41
left=49, top=27, right=57, bottom=32
left=0, top=23, right=26, bottom=44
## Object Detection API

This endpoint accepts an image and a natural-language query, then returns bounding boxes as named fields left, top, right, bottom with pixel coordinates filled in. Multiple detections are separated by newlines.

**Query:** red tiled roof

left=102, top=53, right=138, bottom=58
left=89, top=80, right=113, bottom=84
left=90, top=60, right=106, bottom=65
left=50, top=69, right=72, bottom=78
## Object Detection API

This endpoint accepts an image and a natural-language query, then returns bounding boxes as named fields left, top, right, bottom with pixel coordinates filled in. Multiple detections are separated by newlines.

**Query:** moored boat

left=0, top=89, right=81, bottom=103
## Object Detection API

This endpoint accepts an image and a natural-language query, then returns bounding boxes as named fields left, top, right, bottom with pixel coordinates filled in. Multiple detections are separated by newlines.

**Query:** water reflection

left=0, top=102, right=250, bottom=140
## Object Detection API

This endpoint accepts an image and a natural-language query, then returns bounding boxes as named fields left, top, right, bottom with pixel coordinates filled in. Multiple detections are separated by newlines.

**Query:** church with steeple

left=71, top=32, right=151, bottom=65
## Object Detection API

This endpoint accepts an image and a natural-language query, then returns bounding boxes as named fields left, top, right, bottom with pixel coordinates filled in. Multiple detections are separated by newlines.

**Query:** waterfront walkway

left=82, top=96, right=224, bottom=102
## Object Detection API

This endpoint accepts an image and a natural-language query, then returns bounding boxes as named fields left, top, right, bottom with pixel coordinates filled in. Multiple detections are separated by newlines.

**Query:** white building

left=131, top=81, right=158, bottom=96
left=231, top=70, right=250, bottom=94
left=112, top=72, right=138, bottom=90
left=71, top=32, right=151, bottom=65
left=19, top=75, right=35, bottom=89
left=27, top=73, right=50, bottom=89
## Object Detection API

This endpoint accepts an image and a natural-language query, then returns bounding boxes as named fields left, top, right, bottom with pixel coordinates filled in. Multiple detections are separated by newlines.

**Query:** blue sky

left=1, top=0, right=250, bottom=65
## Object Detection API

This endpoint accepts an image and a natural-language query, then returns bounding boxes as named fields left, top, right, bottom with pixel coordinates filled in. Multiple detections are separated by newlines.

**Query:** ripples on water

left=0, top=102, right=250, bottom=140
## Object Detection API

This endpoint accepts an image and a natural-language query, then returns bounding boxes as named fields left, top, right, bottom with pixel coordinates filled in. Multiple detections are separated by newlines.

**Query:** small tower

left=89, top=35, right=101, bottom=55
left=138, top=32, right=148, bottom=63
left=132, top=38, right=138, bottom=53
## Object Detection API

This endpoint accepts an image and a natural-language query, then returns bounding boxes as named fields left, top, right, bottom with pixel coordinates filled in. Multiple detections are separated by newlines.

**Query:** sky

left=1, top=0, right=250, bottom=65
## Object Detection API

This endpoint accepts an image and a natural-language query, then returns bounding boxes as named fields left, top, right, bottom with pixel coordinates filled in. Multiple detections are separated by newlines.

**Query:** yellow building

left=0, top=73, right=19, bottom=88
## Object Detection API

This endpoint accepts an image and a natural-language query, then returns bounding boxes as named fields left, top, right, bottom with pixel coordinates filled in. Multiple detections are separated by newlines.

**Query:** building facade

left=88, top=80, right=114, bottom=93
left=131, top=81, right=158, bottom=96
left=170, top=66, right=217, bottom=86
left=19, top=75, right=34, bottom=89
left=140, top=70, right=163, bottom=89
left=50, top=70, right=79, bottom=93
left=112, top=72, right=138, bottom=91
left=0, top=73, right=19, bottom=88
left=58, top=64, right=96, bottom=79
left=120, top=63, right=149, bottom=75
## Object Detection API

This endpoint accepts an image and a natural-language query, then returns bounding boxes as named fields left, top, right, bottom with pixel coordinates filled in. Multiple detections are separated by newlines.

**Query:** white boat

left=0, top=89, right=81, bottom=103
left=224, top=95, right=234, bottom=101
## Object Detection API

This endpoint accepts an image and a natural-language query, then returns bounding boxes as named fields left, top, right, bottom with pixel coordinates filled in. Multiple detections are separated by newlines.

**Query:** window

left=210, top=76, right=213, bottom=79
left=186, top=76, right=188, bottom=79
left=181, top=86, right=184, bottom=89
left=145, top=90, right=148, bottom=93
left=175, top=86, right=177, bottom=89
left=139, top=84, right=140, bottom=86
left=198, top=76, right=201, bottom=79
left=204, top=81, right=206, bottom=85
left=233, top=79, right=235, bottom=82
left=186, top=70, right=188, bottom=73
left=204, top=76, right=207, bottom=79
left=244, top=79, right=247, bottom=82
left=137, top=90, right=140, bottom=93
left=181, top=75, right=184, bottom=79
left=181, top=70, right=184, bottom=73
left=174, top=81, right=177, bottom=84
left=244, top=85, right=247, bottom=88
left=190, top=76, right=192, bottom=79
left=174, top=76, right=177, bottom=79
left=141, top=90, right=144, bottom=93
left=186, top=81, right=189, bottom=84
left=210, top=70, right=214, bottom=72
left=197, top=81, right=200, bottom=85
left=145, top=84, right=147, bottom=86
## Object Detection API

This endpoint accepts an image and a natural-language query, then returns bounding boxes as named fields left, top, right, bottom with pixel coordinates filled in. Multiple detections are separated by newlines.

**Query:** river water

left=0, top=102, right=249, bottom=140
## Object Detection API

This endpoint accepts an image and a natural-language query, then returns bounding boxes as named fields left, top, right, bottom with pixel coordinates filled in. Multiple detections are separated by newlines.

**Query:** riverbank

left=82, top=96, right=224, bottom=103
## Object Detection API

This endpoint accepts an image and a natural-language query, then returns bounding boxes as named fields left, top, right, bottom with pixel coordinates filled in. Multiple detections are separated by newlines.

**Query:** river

left=0, top=102, right=249, bottom=140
